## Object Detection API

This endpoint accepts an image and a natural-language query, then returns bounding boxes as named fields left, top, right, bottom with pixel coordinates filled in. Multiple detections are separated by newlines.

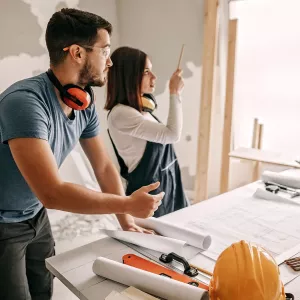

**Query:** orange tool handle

left=123, top=254, right=209, bottom=290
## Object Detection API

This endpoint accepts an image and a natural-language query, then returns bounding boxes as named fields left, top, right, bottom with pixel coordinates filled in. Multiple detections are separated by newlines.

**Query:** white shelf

left=229, top=147, right=300, bottom=169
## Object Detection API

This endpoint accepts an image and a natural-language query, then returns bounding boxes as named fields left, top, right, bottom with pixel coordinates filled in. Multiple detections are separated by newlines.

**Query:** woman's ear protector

left=141, top=93, right=157, bottom=113
left=46, top=69, right=94, bottom=110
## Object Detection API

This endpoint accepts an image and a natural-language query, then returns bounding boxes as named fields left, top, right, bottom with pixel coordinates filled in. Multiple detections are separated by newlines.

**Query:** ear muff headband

left=142, top=94, right=157, bottom=113
left=46, top=69, right=93, bottom=110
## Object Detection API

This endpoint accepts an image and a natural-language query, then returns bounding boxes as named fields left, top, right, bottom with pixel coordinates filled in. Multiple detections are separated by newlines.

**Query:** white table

left=46, top=175, right=300, bottom=299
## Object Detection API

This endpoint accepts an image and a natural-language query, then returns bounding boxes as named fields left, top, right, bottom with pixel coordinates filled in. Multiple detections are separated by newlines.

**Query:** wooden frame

left=251, top=118, right=259, bottom=148
left=220, top=19, right=238, bottom=194
left=194, top=0, right=219, bottom=202
left=252, top=123, right=264, bottom=181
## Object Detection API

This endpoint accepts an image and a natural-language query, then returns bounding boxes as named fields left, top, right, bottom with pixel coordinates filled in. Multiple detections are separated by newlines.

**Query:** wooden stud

left=252, top=123, right=264, bottom=181
left=257, top=124, right=263, bottom=150
left=219, top=19, right=238, bottom=194
left=251, top=118, right=259, bottom=149
left=194, top=0, right=219, bottom=202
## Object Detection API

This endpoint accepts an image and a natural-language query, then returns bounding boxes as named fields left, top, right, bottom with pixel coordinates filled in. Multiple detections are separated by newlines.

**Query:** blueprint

left=186, top=194, right=300, bottom=262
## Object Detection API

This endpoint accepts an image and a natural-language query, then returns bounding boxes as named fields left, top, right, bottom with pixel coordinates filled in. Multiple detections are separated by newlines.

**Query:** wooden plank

left=229, top=147, right=300, bottom=169
left=252, top=123, right=264, bottom=181
left=257, top=124, right=263, bottom=150
left=251, top=118, right=259, bottom=148
left=251, top=118, right=260, bottom=182
left=220, top=19, right=238, bottom=194
left=194, top=0, right=219, bottom=202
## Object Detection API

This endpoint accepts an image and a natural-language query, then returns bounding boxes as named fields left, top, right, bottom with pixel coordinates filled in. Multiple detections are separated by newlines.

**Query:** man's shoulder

left=0, top=73, right=49, bottom=103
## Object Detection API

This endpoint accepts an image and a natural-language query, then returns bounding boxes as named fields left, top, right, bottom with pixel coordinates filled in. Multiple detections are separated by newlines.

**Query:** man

left=0, top=8, right=164, bottom=300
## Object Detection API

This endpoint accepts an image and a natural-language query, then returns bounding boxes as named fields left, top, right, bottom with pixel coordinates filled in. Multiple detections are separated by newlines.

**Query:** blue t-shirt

left=0, top=73, right=100, bottom=223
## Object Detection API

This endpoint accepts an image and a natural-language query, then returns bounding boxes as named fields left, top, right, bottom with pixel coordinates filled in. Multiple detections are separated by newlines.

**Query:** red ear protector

left=46, top=69, right=94, bottom=110
left=141, top=93, right=157, bottom=113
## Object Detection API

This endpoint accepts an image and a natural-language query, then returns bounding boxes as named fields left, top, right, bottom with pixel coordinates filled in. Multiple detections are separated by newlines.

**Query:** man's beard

left=78, top=59, right=105, bottom=87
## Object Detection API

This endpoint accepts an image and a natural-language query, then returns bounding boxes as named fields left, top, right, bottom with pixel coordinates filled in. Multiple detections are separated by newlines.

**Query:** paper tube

left=262, top=170, right=300, bottom=189
left=104, top=229, right=186, bottom=255
left=135, top=217, right=211, bottom=250
left=253, top=188, right=300, bottom=206
left=93, top=257, right=206, bottom=300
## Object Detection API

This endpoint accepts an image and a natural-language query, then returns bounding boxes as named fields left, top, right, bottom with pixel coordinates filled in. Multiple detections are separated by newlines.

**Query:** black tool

left=266, top=185, right=280, bottom=194
left=159, top=252, right=198, bottom=277
left=264, top=181, right=300, bottom=198
left=285, top=293, right=294, bottom=300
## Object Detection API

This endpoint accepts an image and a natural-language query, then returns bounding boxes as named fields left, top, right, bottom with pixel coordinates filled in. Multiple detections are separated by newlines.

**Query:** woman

left=105, top=46, right=189, bottom=217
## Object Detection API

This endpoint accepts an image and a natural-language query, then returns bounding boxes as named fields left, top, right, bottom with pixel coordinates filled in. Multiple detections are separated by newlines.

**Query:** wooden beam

left=251, top=118, right=259, bottom=148
left=251, top=117, right=259, bottom=182
left=257, top=124, right=263, bottom=150
left=219, top=19, right=238, bottom=194
left=194, top=0, right=219, bottom=202
left=252, top=123, right=264, bottom=181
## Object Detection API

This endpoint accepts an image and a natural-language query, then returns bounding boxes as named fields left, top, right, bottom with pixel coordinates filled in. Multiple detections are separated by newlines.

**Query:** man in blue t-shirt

left=0, top=8, right=164, bottom=300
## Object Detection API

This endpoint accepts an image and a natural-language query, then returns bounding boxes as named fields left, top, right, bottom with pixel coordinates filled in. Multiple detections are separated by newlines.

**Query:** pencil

left=177, top=44, right=185, bottom=70
left=190, top=263, right=213, bottom=277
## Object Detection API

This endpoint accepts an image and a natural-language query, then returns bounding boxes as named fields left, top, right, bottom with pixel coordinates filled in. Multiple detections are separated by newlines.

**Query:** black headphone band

left=46, top=69, right=93, bottom=107
left=46, top=69, right=65, bottom=94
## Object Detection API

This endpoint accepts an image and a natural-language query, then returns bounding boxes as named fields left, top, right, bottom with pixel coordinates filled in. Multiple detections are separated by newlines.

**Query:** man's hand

left=125, top=182, right=164, bottom=218
left=124, top=223, right=155, bottom=234
left=118, top=214, right=155, bottom=234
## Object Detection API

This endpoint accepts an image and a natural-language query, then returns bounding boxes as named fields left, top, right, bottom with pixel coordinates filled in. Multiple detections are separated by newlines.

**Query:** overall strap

left=107, top=110, right=129, bottom=180
left=150, top=113, right=161, bottom=123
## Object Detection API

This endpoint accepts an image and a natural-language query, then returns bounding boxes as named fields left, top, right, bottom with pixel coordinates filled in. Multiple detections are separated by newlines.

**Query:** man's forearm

left=47, top=181, right=128, bottom=214
left=94, top=161, right=134, bottom=227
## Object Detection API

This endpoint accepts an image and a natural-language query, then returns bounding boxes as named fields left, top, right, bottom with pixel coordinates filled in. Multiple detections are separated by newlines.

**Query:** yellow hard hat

left=209, top=240, right=286, bottom=300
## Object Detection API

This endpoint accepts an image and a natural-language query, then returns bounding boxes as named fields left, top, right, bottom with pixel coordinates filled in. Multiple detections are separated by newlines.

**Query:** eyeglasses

left=63, top=45, right=111, bottom=59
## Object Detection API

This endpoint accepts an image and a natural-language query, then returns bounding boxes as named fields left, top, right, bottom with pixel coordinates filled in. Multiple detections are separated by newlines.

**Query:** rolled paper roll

left=262, top=171, right=300, bottom=189
left=93, top=257, right=206, bottom=300
left=135, top=217, right=212, bottom=250
left=104, top=229, right=187, bottom=256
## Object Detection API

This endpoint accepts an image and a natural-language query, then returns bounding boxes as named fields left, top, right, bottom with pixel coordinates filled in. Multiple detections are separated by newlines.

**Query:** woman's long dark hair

left=105, top=46, right=147, bottom=112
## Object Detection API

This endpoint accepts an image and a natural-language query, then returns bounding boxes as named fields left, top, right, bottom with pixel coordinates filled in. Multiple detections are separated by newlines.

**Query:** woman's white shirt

left=107, top=94, right=182, bottom=173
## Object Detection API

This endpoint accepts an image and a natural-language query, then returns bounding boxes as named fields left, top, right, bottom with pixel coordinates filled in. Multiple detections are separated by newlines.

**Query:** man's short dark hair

left=46, top=8, right=112, bottom=66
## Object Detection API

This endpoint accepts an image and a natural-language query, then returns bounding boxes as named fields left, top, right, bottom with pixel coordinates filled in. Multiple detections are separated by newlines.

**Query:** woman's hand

left=169, top=69, right=184, bottom=95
